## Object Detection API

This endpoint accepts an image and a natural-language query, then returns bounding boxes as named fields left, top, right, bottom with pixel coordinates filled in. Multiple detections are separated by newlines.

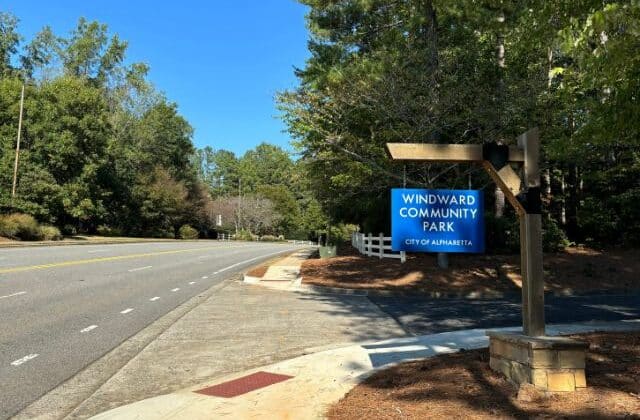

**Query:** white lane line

left=128, top=265, right=153, bottom=272
left=120, top=308, right=134, bottom=314
left=88, top=249, right=106, bottom=254
left=201, top=276, right=208, bottom=279
left=189, top=281, right=196, bottom=285
left=80, top=325, right=98, bottom=333
left=212, top=249, right=296, bottom=275
left=171, top=288, right=180, bottom=292
left=0, top=291, right=27, bottom=300
left=11, top=354, right=39, bottom=366
left=149, top=296, right=160, bottom=302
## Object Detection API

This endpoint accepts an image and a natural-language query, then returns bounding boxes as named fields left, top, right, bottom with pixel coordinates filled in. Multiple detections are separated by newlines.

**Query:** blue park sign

left=391, top=188, right=485, bottom=253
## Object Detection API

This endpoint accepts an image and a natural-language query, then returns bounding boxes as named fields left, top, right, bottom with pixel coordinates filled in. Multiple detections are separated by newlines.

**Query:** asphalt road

left=369, top=293, right=640, bottom=335
left=0, top=240, right=301, bottom=419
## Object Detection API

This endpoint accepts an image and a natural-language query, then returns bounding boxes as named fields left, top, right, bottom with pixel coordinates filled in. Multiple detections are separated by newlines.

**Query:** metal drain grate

left=195, top=371, right=293, bottom=398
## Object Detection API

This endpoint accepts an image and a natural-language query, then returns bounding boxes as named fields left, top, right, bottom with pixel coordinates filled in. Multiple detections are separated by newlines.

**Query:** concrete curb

left=0, top=239, right=280, bottom=249
left=0, top=238, right=205, bottom=249
left=90, top=319, right=640, bottom=420
left=298, top=283, right=640, bottom=300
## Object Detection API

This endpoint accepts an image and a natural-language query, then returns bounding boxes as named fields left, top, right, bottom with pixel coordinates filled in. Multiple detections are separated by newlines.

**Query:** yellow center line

left=0, top=245, right=248, bottom=274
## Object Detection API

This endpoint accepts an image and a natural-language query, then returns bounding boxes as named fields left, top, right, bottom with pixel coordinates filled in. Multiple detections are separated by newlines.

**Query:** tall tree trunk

left=419, top=0, right=448, bottom=268
left=494, top=11, right=506, bottom=219
left=566, top=164, right=579, bottom=239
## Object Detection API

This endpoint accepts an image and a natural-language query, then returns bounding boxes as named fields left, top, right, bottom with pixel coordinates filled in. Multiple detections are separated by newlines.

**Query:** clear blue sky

left=7, top=1, right=310, bottom=156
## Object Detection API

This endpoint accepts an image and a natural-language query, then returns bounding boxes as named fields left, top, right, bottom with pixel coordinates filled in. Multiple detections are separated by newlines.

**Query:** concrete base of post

left=486, top=331, right=588, bottom=392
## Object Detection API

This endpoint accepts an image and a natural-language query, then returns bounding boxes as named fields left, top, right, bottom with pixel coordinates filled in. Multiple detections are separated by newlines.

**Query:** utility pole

left=12, top=84, right=25, bottom=199
left=236, top=178, right=242, bottom=234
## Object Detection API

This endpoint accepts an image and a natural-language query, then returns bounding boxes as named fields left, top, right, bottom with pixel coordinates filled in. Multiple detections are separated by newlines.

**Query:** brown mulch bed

left=246, top=265, right=269, bottom=278
left=301, top=246, right=640, bottom=295
left=328, top=331, right=640, bottom=419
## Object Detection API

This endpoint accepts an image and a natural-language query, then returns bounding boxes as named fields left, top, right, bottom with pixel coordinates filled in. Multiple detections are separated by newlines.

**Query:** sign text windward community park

left=391, top=189, right=485, bottom=253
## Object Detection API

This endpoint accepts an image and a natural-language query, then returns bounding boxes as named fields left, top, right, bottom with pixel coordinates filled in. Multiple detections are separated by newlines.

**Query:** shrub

left=40, top=225, right=63, bottom=241
left=62, top=224, right=77, bottom=236
left=484, top=213, right=520, bottom=254
left=325, top=223, right=359, bottom=245
left=235, top=230, right=254, bottom=241
left=96, top=225, right=123, bottom=237
left=543, top=216, right=570, bottom=252
left=178, top=224, right=199, bottom=240
left=260, top=235, right=281, bottom=242
left=0, top=213, right=43, bottom=240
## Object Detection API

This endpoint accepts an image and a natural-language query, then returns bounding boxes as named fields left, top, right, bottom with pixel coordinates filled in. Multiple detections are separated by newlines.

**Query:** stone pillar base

left=487, top=331, right=589, bottom=392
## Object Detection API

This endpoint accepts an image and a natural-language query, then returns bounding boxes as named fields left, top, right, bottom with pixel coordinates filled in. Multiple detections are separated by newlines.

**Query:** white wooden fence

left=352, top=233, right=406, bottom=263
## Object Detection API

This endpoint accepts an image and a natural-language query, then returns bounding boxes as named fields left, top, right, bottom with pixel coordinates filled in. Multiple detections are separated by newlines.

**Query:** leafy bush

left=543, top=216, right=570, bottom=252
left=96, top=225, right=123, bottom=237
left=483, top=213, right=519, bottom=253
left=40, top=225, right=63, bottom=241
left=0, top=213, right=43, bottom=240
left=178, top=224, right=199, bottom=240
left=260, top=235, right=282, bottom=242
left=235, top=230, right=255, bottom=241
left=61, top=224, right=77, bottom=236
left=326, top=223, right=359, bottom=245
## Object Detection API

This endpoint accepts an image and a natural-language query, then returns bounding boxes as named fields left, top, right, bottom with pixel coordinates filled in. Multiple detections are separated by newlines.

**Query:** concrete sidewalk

left=244, top=248, right=313, bottom=288
left=92, top=319, right=640, bottom=419
left=44, top=273, right=406, bottom=419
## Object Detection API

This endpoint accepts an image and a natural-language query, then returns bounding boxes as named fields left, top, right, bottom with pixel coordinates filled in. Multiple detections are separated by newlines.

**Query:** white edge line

left=80, top=325, right=98, bottom=333
left=189, top=282, right=196, bottom=285
left=128, top=265, right=153, bottom=272
left=0, top=291, right=27, bottom=299
left=11, top=353, right=39, bottom=366
left=120, top=308, right=134, bottom=314
left=150, top=296, right=160, bottom=301
left=214, top=248, right=296, bottom=275
left=171, top=288, right=180, bottom=292
left=201, top=276, right=208, bottom=279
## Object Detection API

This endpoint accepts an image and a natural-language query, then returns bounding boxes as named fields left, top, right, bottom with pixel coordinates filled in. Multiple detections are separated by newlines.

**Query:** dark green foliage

left=195, top=142, right=328, bottom=240
left=96, top=225, right=123, bottom=237
left=0, top=16, right=216, bottom=239
left=280, top=0, right=640, bottom=251
left=484, top=213, right=520, bottom=254
left=178, top=224, right=199, bottom=240
left=543, top=217, right=570, bottom=252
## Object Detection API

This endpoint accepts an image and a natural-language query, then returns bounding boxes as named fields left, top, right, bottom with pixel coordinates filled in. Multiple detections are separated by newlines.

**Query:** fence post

left=400, top=251, right=406, bottom=263
left=379, top=233, right=384, bottom=259
left=367, top=233, right=372, bottom=256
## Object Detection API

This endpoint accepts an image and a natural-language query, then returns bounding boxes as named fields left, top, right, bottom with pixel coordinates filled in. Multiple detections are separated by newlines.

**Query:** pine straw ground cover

left=301, top=246, right=640, bottom=295
left=328, top=332, right=640, bottom=419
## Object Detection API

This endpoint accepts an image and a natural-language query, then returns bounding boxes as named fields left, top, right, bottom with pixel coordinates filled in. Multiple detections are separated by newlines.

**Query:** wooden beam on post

left=481, top=162, right=526, bottom=216
left=386, top=143, right=524, bottom=163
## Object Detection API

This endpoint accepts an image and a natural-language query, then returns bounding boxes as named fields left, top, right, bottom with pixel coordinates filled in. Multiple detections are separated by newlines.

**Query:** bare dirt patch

left=328, top=331, right=640, bottom=419
left=301, top=246, right=639, bottom=295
